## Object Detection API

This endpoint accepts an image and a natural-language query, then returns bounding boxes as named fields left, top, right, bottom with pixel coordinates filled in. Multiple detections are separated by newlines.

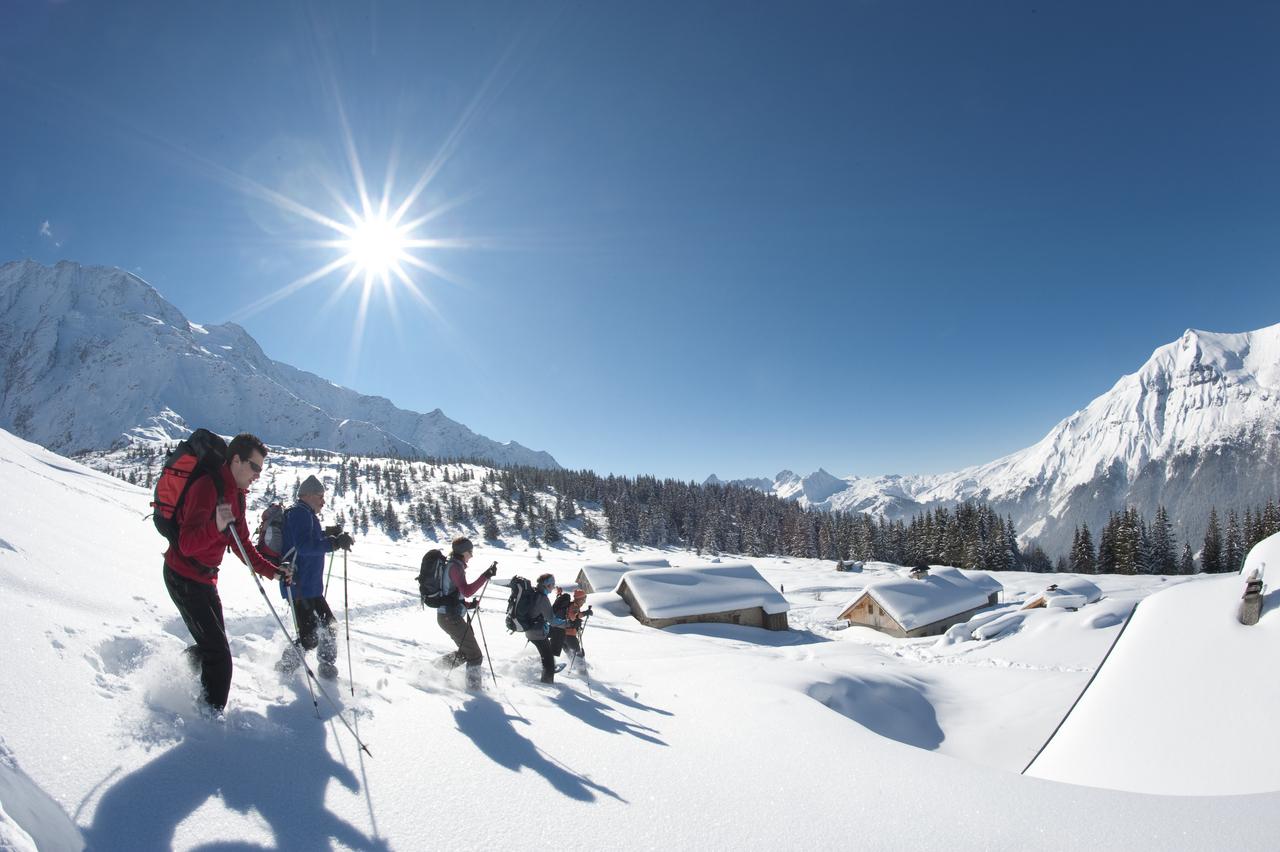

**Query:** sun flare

left=341, top=213, right=408, bottom=278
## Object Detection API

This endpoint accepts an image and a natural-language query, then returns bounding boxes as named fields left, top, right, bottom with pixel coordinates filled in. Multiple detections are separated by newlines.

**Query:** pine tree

left=1149, top=506, right=1176, bottom=575
left=1224, top=510, right=1244, bottom=573
left=1180, top=542, right=1196, bottom=575
left=1202, top=508, right=1224, bottom=574
left=1071, top=523, right=1097, bottom=574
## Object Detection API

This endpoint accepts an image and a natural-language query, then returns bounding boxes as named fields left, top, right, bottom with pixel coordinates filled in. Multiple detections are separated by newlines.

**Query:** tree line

left=1067, top=501, right=1280, bottom=575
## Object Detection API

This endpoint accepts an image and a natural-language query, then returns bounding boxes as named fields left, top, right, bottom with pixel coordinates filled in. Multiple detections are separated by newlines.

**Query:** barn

left=1021, top=577, right=1103, bottom=611
left=838, top=566, right=996, bottom=638
left=614, top=562, right=789, bottom=631
left=575, top=558, right=670, bottom=593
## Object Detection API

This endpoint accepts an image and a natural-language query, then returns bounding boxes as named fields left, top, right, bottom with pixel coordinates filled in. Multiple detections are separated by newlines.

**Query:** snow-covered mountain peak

left=0, top=260, right=559, bottom=468
left=724, top=322, right=1280, bottom=557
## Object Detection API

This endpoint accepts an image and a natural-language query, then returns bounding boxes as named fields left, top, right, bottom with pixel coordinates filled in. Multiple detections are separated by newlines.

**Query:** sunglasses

left=246, top=459, right=263, bottom=474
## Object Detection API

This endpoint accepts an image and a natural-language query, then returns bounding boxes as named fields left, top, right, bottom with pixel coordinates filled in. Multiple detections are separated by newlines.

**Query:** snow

left=1026, top=533, right=1280, bottom=795
left=6, top=429, right=1280, bottom=848
left=617, top=562, right=789, bottom=619
left=0, top=260, right=559, bottom=468
left=1023, top=578, right=1102, bottom=610
left=850, top=568, right=993, bottom=632
left=722, top=322, right=1280, bottom=559
left=577, top=559, right=671, bottom=593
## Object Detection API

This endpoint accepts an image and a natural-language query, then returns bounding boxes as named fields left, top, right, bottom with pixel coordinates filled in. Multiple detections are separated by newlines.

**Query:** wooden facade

left=838, top=592, right=988, bottom=639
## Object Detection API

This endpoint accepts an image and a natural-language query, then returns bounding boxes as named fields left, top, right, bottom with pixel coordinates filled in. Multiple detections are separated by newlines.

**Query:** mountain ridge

left=709, top=323, right=1280, bottom=557
left=0, top=259, right=560, bottom=468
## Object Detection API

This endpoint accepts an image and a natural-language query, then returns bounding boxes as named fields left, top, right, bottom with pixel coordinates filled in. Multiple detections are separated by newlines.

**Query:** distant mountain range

left=710, top=324, right=1280, bottom=558
left=0, top=260, right=559, bottom=468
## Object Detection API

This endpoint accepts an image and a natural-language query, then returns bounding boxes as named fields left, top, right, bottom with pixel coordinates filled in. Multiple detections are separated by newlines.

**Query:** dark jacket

left=278, top=500, right=333, bottom=599
left=164, top=464, right=278, bottom=585
left=525, top=592, right=556, bottom=641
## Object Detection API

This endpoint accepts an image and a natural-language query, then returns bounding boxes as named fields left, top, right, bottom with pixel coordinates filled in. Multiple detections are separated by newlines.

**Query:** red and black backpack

left=150, top=429, right=227, bottom=559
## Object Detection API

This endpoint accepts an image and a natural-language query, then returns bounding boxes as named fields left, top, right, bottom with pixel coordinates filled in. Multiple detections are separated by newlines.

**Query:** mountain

left=713, top=325, right=1280, bottom=558
left=0, top=260, right=559, bottom=468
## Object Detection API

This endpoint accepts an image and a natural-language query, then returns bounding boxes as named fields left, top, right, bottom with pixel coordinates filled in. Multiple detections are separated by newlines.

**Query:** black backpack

left=417, top=549, right=452, bottom=607
left=151, top=429, right=227, bottom=550
left=551, top=592, right=571, bottom=620
left=505, top=576, right=543, bottom=632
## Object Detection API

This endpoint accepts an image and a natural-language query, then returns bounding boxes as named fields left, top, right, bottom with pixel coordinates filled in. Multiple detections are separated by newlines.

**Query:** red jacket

left=164, top=464, right=278, bottom=585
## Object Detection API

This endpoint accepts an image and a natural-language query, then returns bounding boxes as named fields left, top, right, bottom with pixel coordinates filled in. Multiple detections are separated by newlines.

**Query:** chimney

left=910, top=565, right=930, bottom=580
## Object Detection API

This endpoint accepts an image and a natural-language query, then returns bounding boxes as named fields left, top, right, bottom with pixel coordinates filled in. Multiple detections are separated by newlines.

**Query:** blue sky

left=3, top=1, right=1278, bottom=481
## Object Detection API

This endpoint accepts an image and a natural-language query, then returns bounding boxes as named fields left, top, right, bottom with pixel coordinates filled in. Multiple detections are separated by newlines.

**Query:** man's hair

left=227, top=433, right=268, bottom=463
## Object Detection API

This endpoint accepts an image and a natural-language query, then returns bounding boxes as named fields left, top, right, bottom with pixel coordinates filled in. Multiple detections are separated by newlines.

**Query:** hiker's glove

left=584, top=607, right=594, bottom=617
left=276, top=563, right=294, bottom=583
left=464, top=597, right=479, bottom=610
left=332, top=532, right=354, bottom=551
left=484, top=564, right=498, bottom=578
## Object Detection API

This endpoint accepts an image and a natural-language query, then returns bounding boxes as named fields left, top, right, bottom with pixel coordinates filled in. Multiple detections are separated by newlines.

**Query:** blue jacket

left=277, top=501, right=333, bottom=599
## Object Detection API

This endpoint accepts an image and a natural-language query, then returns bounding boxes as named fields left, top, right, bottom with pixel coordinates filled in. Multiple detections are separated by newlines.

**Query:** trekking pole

left=227, top=525, right=373, bottom=757
left=323, top=550, right=336, bottom=597
left=472, top=580, right=499, bottom=688
left=343, top=548, right=354, bottom=697
left=285, top=579, right=321, bottom=719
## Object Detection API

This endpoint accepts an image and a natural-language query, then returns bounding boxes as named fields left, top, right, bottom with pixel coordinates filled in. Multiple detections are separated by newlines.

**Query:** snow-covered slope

left=1026, top=532, right=1280, bottom=794
left=718, top=324, right=1280, bottom=556
left=6, top=427, right=1280, bottom=848
left=0, top=259, right=558, bottom=468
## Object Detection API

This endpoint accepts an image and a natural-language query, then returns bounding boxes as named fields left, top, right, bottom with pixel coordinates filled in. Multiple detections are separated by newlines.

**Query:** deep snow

left=4, top=429, right=1280, bottom=850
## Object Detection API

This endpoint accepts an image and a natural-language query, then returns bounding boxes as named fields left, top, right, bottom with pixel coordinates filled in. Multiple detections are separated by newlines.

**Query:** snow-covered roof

left=1025, top=577, right=1102, bottom=608
left=619, top=562, right=789, bottom=619
left=854, top=570, right=993, bottom=632
left=931, top=566, right=1002, bottom=597
left=577, top=563, right=633, bottom=593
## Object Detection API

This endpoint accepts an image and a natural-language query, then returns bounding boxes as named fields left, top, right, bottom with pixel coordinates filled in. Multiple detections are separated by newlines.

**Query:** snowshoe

left=554, top=662, right=566, bottom=673
left=275, top=645, right=303, bottom=674
left=1239, top=570, right=1265, bottom=626
left=434, top=651, right=465, bottom=671
left=318, top=661, right=339, bottom=680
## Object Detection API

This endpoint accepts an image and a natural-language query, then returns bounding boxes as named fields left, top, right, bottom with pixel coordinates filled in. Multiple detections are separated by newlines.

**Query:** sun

left=340, top=213, right=409, bottom=278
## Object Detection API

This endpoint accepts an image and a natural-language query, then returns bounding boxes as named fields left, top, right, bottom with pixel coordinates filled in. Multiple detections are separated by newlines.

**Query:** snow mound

left=1027, top=533, right=1280, bottom=795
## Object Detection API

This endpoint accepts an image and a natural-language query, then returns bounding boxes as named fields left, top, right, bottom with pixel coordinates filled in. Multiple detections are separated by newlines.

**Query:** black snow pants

left=164, top=564, right=232, bottom=710
left=293, top=596, right=338, bottom=664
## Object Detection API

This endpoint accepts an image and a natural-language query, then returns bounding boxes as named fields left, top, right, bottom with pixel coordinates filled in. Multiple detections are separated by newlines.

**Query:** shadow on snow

left=452, top=694, right=627, bottom=804
left=84, top=685, right=386, bottom=852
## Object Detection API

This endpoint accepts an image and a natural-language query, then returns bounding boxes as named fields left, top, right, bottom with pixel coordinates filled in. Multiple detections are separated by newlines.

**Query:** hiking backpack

left=551, top=592, right=571, bottom=621
left=255, top=501, right=287, bottom=566
left=505, top=575, right=543, bottom=632
left=417, top=549, right=452, bottom=607
left=151, top=428, right=228, bottom=549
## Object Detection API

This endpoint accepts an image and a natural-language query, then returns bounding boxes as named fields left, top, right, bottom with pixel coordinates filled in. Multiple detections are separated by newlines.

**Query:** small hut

left=839, top=566, right=995, bottom=638
left=1021, top=578, right=1102, bottom=611
left=614, top=562, right=789, bottom=631
left=575, top=558, right=671, bottom=593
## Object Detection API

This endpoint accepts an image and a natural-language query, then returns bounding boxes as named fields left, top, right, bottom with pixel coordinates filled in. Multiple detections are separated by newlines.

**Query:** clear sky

left=3, top=1, right=1278, bottom=481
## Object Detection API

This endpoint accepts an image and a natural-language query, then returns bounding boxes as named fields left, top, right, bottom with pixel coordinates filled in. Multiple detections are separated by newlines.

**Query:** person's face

left=461, top=549, right=473, bottom=564
left=232, top=450, right=265, bottom=490
left=302, top=490, right=325, bottom=513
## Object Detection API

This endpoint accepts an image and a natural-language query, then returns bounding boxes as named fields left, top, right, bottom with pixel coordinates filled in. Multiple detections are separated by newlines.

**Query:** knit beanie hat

left=452, top=537, right=474, bottom=556
left=298, top=475, right=325, bottom=497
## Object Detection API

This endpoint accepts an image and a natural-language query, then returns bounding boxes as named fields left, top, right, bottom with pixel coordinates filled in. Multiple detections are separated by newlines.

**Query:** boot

left=540, top=668, right=555, bottom=684
left=318, top=660, right=339, bottom=680
left=466, top=663, right=484, bottom=691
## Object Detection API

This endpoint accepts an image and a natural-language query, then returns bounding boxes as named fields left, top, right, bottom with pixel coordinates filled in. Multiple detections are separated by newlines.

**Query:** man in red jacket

left=163, top=433, right=292, bottom=715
